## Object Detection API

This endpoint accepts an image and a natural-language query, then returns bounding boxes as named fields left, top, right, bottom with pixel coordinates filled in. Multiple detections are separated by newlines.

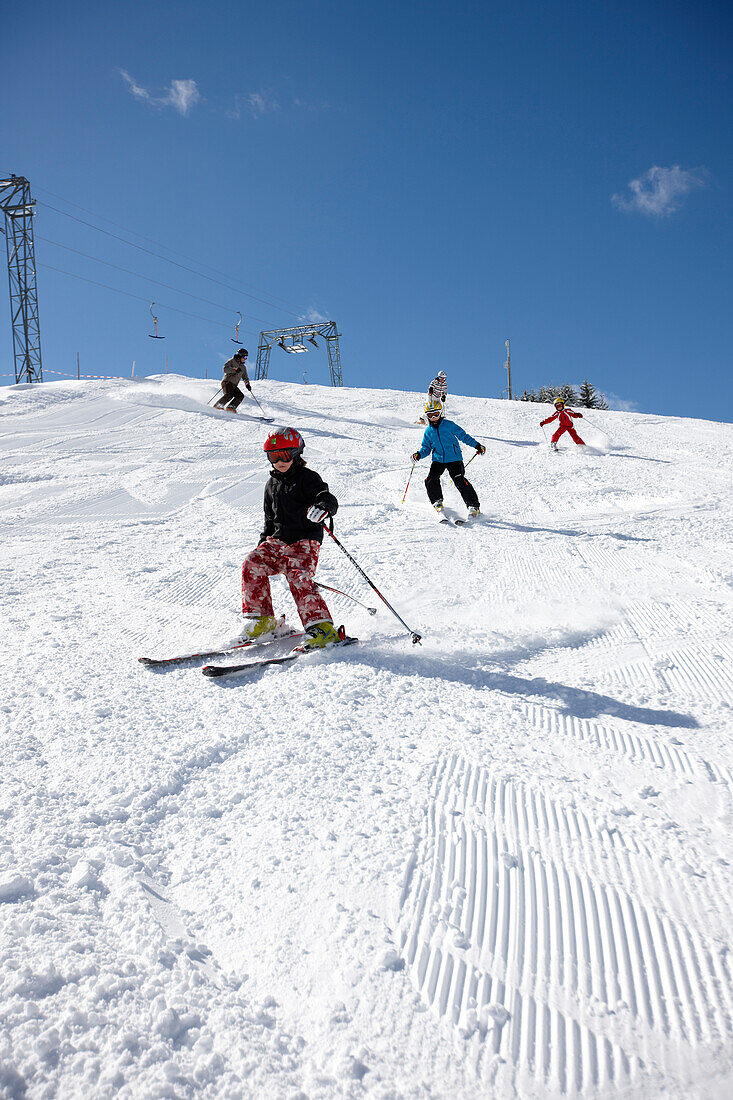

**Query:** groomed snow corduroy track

left=1, top=375, right=732, bottom=1099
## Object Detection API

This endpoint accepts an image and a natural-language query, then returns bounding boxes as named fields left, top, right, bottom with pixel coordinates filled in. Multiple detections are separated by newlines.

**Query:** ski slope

left=1, top=374, right=732, bottom=1099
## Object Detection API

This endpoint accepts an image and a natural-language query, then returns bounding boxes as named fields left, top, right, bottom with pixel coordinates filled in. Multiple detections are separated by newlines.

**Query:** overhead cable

left=35, top=185, right=305, bottom=316
left=38, top=262, right=245, bottom=330
left=37, top=235, right=274, bottom=326
left=38, top=201, right=304, bottom=318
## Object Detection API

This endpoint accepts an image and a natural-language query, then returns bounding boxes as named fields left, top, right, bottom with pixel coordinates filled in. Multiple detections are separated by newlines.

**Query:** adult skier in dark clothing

left=215, top=348, right=251, bottom=413
left=238, top=427, right=343, bottom=649
left=412, top=400, right=485, bottom=517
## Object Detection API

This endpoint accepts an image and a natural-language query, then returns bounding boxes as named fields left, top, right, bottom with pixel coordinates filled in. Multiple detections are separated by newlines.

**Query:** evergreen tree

left=559, top=383, right=578, bottom=404
left=577, top=380, right=609, bottom=409
left=518, top=389, right=536, bottom=402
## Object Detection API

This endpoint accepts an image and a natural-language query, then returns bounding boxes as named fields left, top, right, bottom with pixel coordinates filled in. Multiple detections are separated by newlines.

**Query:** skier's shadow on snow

left=604, top=452, right=672, bottom=465
left=349, top=650, right=699, bottom=729
left=478, top=518, right=651, bottom=543
left=480, top=436, right=538, bottom=447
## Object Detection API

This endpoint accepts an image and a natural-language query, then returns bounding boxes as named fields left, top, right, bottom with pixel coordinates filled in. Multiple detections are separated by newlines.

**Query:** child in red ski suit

left=540, top=398, right=585, bottom=448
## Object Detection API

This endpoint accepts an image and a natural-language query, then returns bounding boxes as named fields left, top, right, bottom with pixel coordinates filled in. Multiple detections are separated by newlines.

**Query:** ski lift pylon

left=232, top=311, right=243, bottom=344
left=148, top=302, right=165, bottom=339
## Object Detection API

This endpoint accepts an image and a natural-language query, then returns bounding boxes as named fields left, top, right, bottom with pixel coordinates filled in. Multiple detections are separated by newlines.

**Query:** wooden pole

left=505, top=339, right=512, bottom=400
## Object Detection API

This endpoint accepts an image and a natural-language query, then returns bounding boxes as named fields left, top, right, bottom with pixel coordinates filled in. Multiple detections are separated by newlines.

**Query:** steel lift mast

left=0, top=175, right=43, bottom=384
left=254, top=321, right=343, bottom=386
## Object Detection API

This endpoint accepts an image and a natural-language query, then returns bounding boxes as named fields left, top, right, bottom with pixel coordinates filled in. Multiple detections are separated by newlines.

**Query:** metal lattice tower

left=0, top=175, right=43, bottom=384
left=254, top=321, right=343, bottom=386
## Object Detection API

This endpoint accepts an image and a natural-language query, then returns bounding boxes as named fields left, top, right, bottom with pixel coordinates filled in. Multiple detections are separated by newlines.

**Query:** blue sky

left=2, top=0, right=731, bottom=420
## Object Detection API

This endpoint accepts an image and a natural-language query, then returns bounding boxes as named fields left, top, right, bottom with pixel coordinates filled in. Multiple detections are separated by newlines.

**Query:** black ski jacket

left=259, top=459, right=338, bottom=545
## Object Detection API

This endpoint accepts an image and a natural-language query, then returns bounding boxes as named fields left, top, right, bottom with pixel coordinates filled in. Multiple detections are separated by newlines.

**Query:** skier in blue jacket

left=412, top=400, right=485, bottom=516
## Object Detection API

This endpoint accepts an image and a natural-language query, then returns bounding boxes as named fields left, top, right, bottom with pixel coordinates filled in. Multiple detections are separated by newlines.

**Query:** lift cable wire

left=36, top=235, right=276, bottom=327
left=37, top=262, right=250, bottom=331
left=34, top=185, right=305, bottom=316
left=37, top=201, right=303, bottom=319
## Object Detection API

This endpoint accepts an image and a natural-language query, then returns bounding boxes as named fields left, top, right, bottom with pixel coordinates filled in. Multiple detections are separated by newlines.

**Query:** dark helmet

left=236, top=348, right=248, bottom=359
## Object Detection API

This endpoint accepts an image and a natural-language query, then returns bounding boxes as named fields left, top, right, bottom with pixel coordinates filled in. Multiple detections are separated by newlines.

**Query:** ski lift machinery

left=254, top=322, right=343, bottom=386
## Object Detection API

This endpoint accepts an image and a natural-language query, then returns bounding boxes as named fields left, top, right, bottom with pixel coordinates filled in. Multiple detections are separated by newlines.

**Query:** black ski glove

left=246, top=382, right=252, bottom=391
left=476, top=444, right=485, bottom=455
left=411, top=452, right=421, bottom=462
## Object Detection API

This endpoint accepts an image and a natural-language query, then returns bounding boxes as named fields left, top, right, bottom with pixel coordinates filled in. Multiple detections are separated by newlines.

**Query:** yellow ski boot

left=302, top=620, right=343, bottom=649
left=239, top=614, right=279, bottom=641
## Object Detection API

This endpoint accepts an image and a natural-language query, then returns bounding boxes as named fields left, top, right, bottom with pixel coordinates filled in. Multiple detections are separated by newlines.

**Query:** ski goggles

left=267, top=449, right=295, bottom=464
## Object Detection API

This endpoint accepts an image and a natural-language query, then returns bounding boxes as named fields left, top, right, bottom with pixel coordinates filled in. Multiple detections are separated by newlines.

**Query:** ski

left=211, top=407, right=273, bottom=424
left=202, top=636, right=358, bottom=678
left=138, top=628, right=303, bottom=668
left=436, top=509, right=462, bottom=527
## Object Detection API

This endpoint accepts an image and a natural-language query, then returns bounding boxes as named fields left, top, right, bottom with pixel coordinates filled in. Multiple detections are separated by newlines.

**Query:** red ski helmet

left=263, top=426, right=304, bottom=459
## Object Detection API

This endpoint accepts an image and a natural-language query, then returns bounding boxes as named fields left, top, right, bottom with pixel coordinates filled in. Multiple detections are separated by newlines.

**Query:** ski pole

left=322, top=519, right=422, bottom=644
left=401, top=461, right=416, bottom=504
left=248, top=388, right=271, bottom=419
left=580, top=414, right=608, bottom=437
left=207, top=387, right=223, bottom=408
left=540, top=423, right=550, bottom=447
left=316, top=581, right=377, bottom=615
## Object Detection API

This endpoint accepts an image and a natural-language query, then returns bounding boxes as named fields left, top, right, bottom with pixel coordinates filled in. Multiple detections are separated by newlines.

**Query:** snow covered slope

left=1, top=375, right=732, bottom=1099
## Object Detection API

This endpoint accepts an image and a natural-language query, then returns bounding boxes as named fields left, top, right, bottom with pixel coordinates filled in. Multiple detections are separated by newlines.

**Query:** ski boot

left=550, top=441, right=558, bottom=452
left=238, top=614, right=279, bottom=642
left=302, top=621, right=344, bottom=649
left=433, top=500, right=444, bottom=513
left=468, top=506, right=480, bottom=518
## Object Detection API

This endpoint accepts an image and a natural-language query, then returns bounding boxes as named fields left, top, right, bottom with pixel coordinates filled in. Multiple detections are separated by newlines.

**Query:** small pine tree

left=537, top=385, right=554, bottom=404
left=577, top=380, right=609, bottom=409
left=559, top=383, right=578, bottom=405
left=518, top=389, right=537, bottom=402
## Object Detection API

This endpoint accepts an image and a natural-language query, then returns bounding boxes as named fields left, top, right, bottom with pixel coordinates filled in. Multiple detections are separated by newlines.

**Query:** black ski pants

left=425, top=460, right=479, bottom=509
left=220, top=379, right=245, bottom=409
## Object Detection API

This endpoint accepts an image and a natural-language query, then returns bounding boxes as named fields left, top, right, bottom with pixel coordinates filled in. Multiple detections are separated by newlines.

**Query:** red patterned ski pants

left=241, top=538, right=331, bottom=629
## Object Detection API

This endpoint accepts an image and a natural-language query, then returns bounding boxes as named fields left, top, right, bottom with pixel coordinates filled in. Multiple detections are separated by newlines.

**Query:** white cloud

left=119, top=69, right=152, bottom=104
left=166, top=79, right=200, bottom=116
left=604, top=393, right=639, bottom=413
left=612, top=165, right=706, bottom=217
left=119, top=70, right=200, bottom=116
left=299, top=309, right=329, bottom=324
left=246, top=92, right=280, bottom=118
left=293, top=97, right=333, bottom=112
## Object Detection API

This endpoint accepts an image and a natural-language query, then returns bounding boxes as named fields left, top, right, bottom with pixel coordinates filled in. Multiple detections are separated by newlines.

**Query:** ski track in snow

left=1, top=375, right=732, bottom=1099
